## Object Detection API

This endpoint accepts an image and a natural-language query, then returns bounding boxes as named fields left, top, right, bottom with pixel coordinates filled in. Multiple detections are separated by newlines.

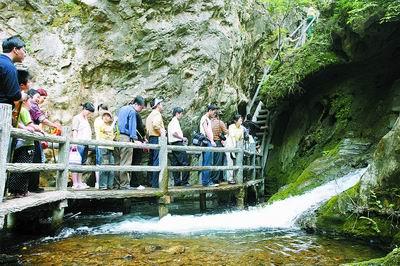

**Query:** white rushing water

left=81, top=167, right=366, bottom=235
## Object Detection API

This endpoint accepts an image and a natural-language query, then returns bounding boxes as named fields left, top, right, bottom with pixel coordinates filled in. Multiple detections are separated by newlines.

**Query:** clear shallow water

left=3, top=167, right=387, bottom=264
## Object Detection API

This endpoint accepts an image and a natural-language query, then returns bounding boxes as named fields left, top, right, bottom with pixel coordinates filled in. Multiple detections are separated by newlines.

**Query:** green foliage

left=331, top=92, right=352, bottom=130
left=52, top=1, right=90, bottom=27
left=263, top=0, right=312, bottom=24
left=261, top=28, right=340, bottom=107
left=334, top=0, right=400, bottom=26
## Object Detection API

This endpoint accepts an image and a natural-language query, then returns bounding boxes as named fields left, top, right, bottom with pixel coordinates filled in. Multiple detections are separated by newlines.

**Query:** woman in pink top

left=70, top=102, right=94, bottom=189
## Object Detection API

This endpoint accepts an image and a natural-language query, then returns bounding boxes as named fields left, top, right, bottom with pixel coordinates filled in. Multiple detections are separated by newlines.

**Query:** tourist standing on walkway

left=98, top=111, right=115, bottom=190
left=8, top=93, right=43, bottom=197
left=200, top=104, right=218, bottom=187
left=0, top=36, right=28, bottom=107
left=225, top=114, right=244, bottom=184
left=26, top=84, right=62, bottom=192
left=117, top=96, right=145, bottom=189
left=146, top=98, right=166, bottom=188
left=210, top=112, right=228, bottom=184
left=94, top=103, right=109, bottom=189
left=25, top=89, right=46, bottom=193
left=131, top=100, right=147, bottom=188
left=168, top=107, right=190, bottom=187
left=71, top=102, right=95, bottom=189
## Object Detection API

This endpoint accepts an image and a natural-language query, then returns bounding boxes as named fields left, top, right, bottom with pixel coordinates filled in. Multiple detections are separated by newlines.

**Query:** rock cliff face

left=0, top=0, right=268, bottom=128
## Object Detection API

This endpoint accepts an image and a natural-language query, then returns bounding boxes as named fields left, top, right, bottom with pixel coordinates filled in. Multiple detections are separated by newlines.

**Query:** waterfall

left=56, top=168, right=366, bottom=238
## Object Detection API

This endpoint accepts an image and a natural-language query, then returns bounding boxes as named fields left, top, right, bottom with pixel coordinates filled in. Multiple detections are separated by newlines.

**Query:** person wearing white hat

left=145, top=97, right=166, bottom=188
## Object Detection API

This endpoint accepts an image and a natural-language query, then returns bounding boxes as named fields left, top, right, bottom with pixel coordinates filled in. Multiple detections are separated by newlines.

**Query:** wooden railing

left=0, top=104, right=262, bottom=202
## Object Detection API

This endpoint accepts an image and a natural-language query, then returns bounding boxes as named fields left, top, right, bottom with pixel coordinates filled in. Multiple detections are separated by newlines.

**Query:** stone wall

left=0, top=0, right=269, bottom=130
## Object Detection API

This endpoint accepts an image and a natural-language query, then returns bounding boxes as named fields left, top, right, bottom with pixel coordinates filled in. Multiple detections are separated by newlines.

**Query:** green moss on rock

left=345, top=248, right=400, bottom=266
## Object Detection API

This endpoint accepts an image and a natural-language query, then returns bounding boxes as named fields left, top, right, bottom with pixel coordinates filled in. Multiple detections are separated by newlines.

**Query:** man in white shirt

left=167, top=107, right=190, bottom=186
left=199, top=104, right=218, bottom=187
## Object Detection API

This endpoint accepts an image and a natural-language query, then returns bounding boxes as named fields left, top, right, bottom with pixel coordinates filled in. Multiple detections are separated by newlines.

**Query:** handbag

left=69, top=147, right=82, bottom=165
left=192, top=132, right=209, bottom=146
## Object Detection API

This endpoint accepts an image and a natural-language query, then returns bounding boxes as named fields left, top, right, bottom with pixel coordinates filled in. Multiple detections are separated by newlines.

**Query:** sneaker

left=208, top=183, right=219, bottom=187
left=228, top=180, right=236, bottom=185
left=137, top=185, right=145, bottom=190
left=184, top=183, right=191, bottom=187
left=79, top=183, right=89, bottom=189
left=95, top=183, right=100, bottom=189
left=72, top=184, right=80, bottom=190
left=100, top=187, right=108, bottom=190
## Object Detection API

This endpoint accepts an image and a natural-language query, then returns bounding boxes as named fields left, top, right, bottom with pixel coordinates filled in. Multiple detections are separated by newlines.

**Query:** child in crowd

left=98, top=111, right=115, bottom=190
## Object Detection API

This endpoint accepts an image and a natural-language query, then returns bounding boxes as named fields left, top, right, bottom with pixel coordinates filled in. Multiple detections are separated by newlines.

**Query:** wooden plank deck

left=0, top=180, right=264, bottom=218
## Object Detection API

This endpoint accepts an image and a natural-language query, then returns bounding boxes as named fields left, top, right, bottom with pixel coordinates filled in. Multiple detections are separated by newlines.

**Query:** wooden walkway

left=0, top=104, right=264, bottom=230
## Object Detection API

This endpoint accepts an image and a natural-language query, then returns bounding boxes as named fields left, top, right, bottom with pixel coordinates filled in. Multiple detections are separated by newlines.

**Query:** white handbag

left=69, top=147, right=82, bottom=165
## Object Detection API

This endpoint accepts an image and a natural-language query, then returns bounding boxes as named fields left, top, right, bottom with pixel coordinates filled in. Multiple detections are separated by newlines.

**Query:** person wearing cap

left=70, top=102, right=95, bottom=189
left=8, top=92, right=43, bottom=197
left=36, top=88, right=48, bottom=105
left=146, top=97, right=166, bottom=188
left=117, top=96, right=145, bottom=189
left=93, top=103, right=109, bottom=189
left=97, top=111, right=115, bottom=190
left=0, top=36, right=28, bottom=107
left=199, top=104, right=218, bottom=187
left=210, top=111, right=229, bottom=184
left=168, top=107, right=190, bottom=187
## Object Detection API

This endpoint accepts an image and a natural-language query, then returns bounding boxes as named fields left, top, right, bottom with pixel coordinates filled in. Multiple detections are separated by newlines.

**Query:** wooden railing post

left=159, top=135, right=168, bottom=193
left=235, top=140, right=244, bottom=184
left=57, top=126, right=71, bottom=190
left=0, top=104, right=12, bottom=202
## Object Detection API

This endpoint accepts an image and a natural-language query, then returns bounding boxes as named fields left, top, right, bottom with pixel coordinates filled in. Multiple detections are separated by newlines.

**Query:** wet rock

left=143, top=244, right=162, bottom=253
left=123, top=254, right=134, bottom=260
left=165, top=245, right=185, bottom=255
left=0, top=254, right=21, bottom=265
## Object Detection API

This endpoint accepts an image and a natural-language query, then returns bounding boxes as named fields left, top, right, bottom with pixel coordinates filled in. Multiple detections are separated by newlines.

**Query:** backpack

left=192, top=132, right=209, bottom=146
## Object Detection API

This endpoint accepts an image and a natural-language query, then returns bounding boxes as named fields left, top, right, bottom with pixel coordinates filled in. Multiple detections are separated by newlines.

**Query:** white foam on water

left=93, top=167, right=367, bottom=235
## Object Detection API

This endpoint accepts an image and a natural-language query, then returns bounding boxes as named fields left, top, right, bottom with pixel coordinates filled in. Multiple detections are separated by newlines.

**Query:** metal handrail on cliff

left=246, top=15, right=317, bottom=114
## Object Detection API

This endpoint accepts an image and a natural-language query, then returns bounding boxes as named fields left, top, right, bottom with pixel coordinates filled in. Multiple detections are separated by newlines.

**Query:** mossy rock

left=344, top=248, right=400, bottom=266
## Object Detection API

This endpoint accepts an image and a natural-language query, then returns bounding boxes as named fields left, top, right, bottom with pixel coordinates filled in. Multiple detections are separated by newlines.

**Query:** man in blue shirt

left=0, top=36, right=28, bottom=106
left=117, top=96, right=145, bottom=189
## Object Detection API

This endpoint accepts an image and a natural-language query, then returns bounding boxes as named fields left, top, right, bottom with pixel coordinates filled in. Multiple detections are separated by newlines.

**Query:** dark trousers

left=170, top=141, right=189, bottom=186
left=149, top=136, right=160, bottom=188
left=28, top=141, right=42, bottom=191
left=210, top=140, right=225, bottom=183
left=130, top=148, right=144, bottom=187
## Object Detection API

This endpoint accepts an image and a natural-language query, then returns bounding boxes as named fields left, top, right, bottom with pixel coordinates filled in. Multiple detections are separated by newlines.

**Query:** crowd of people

left=0, top=36, right=259, bottom=198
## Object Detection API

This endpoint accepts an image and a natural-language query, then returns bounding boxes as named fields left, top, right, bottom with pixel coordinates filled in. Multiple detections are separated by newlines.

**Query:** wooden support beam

left=68, top=165, right=161, bottom=173
left=0, top=104, right=12, bottom=202
left=237, top=188, right=245, bottom=209
left=6, top=163, right=65, bottom=172
left=57, top=126, right=71, bottom=190
left=158, top=195, right=171, bottom=218
left=159, top=136, right=168, bottom=194
left=199, top=192, right=206, bottom=211
left=122, top=199, right=132, bottom=215
left=11, top=128, right=66, bottom=143
left=51, top=200, right=67, bottom=230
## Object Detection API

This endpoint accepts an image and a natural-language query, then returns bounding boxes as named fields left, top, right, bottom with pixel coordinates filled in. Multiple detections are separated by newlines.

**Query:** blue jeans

left=95, top=146, right=102, bottom=165
left=77, top=145, right=89, bottom=164
left=201, top=143, right=213, bottom=186
left=149, top=136, right=160, bottom=188
left=99, top=148, right=115, bottom=189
